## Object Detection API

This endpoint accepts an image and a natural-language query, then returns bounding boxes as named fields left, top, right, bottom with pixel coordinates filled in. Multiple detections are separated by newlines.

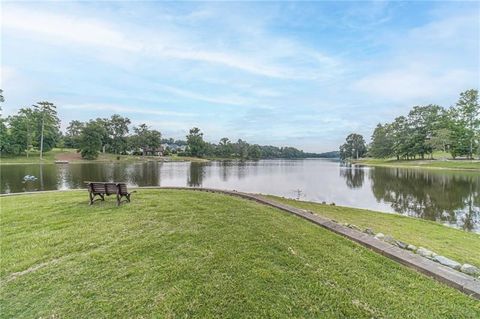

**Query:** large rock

left=416, top=247, right=437, bottom=259
left=460, top=264, right=479, bottom=276
left=374, top=233, right=385, bottom=240
left=348, top=224, right=362, bottom=231
left=383, top=235, right=396, bottom=245
left=363, top=228, right=374, bottom=235
left=433, top=256, right=461, bottom=270
left=406, top=244, right=417, bottom=252
left=395, top=240, right=408, bottom=249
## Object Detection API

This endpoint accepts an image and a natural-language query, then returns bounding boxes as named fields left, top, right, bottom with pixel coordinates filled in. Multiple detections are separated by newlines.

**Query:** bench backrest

left=117, top=183, right=129, bottom=195
left=105, top=183, right=118, bottom=195
left=89, top=182, right=106, bottom=194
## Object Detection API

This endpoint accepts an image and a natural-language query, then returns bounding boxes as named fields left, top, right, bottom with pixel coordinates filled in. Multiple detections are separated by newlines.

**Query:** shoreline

left=351, top=158, right=480, bottom=171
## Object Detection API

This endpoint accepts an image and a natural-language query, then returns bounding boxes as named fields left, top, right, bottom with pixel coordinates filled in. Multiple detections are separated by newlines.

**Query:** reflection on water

left=1, top=159, right=479, bottom=232
left=368, top=167, right=479, bottom=233
left=340, top=164, right=365, bottom=189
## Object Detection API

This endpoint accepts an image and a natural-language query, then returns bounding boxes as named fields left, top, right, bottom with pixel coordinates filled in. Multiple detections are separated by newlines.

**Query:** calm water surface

left=1, top=159, right=479, bottom=232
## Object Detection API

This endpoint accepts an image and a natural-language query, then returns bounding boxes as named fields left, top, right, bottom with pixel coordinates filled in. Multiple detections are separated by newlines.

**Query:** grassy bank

left=267, top=196, right=480, bottom=267
left=352, top=151, right=480, bottom=170
left=0, top=149, right=209, bottom=165
left=355, top=157, right=480, bottom=170
left=0, top=148, right=74, bottom=164
left=1, top=190, right=479, bottom=318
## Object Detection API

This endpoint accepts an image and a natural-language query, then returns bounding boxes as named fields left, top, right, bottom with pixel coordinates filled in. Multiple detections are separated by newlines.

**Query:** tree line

left=340, top=89, right=479, bottom=160
left=182, top=127, right=321, bottom=159
left=0, top=91, right=320, bottom=160
left=0, top=101, right=60, bottom=158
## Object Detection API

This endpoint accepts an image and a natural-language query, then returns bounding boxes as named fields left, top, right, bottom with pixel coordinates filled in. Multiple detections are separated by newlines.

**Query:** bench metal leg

left=89, top=193, right=106, bottom=205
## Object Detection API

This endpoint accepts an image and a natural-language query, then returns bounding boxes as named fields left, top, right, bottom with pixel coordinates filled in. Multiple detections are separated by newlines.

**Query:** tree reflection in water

left=340, top=164, right=366, bottom=189
left=368, top=167, right=479, bottom=231
left=188, top=162, right=206, bottom=187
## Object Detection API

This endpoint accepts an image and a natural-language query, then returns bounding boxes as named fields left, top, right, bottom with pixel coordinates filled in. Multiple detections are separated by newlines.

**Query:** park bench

left=86, top=182, right=135, bottom=206
left=87, top=182, right=106, bottom=205
left=116, top=183, right=135, bottom=206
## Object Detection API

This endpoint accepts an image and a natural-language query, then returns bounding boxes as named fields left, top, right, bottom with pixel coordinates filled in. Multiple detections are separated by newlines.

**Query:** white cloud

left=157, top=85, right=253, bottom=107
left=353, top=68, right=475, bottom=102
left=353, top=10, right=479, bottom=104
left=1, top=6, right=340, bottom=80
left=408, top=10, right=479, bottom=45
left=62, top=103, right=195, bottom=117
left=2, top=8, right=140, bottom=52
left=0, top=66, right=40, bottom=114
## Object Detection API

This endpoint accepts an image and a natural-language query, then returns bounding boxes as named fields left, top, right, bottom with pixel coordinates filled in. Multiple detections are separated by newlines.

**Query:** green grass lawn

left=267, top=196, right=480, bottom=267
left=1, top=190, right=479, bottom=318
left=0, top=149, right=209, bottom=165
left=0, top=148, right=76, bottom=164
left=354, top=151, right=480, bottom=170
left=357, top=158, right=480, bottom=170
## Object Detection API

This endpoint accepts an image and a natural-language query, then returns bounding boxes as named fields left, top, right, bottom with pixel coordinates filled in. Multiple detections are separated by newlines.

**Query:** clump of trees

left=0, top=88, right=318, bottom=160
left=0, top=92, right=162, bottom=159
left=340, top=89, right=479, bottom=160
left=339, top=133, right=367, bottom=160
left=0, top=100, right=60, bottom=158
left=183, top=127, right=317, bottom=160
left=369, top=89, right=479, bottom=160
left=64, top=115, right=161, bottom=159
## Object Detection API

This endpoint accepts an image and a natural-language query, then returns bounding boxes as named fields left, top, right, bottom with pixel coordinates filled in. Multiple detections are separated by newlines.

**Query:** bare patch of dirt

left=55, top=151, right=82, bottom=161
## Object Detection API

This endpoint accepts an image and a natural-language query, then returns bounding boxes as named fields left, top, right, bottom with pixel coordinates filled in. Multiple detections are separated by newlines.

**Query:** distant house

left=162, top=143, right=187, bottom=153
left=141, top=147, right=163, bottom=156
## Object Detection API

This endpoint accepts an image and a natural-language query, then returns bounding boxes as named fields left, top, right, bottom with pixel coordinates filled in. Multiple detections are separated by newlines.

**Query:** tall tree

left=5, top=108, right=35, bottom=156
left=234, top=139, right=249, bottom=159
left=32, top=101, right=60, bottom=159
left=407, top=105, right=443, bottom=159
left=217, top=137, right=233, bottom=157
left=79, top=121, right=106, bottom=159
left=248, top=144, right=262, bottom=159
left=0, top=116, right=8, bottom=154
left=108, top=114, right=131, bottom=154
left=451, top=89, right=479, bottom=158
left=390, top=116, right=413, bottom=160
left=186, top=127, right=205, bottom=157
left=369, top=123, right=393, bottom=158
left=65, top=120, right=85, bottom=149
left=92, top=118, right=111, bottom=153
left=339, top=133, right=367, bottom=160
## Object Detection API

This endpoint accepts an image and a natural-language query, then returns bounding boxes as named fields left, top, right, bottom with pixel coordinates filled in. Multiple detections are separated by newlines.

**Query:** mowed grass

left=1, top=190, right=479, bottom=318
left=355, top=156, right=480, bottom=170
left=267, top=196, right=480, bottom=267
left=354, top=151, right=480, bottom=170
left=0, top=148, right=209, bottom=164
left=0, top=148, right=75, bottom=164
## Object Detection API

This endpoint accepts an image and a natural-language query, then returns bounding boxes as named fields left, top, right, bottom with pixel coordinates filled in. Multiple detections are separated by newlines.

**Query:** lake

left=1, top=159, right=479, bottom=232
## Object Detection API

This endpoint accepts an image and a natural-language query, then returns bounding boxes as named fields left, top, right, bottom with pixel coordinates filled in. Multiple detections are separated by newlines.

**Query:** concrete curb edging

left=2, top=186, right=479, bottom=299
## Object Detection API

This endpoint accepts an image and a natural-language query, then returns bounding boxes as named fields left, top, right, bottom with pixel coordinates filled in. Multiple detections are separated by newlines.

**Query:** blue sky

left=1, top=1, right=479, bottom=152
